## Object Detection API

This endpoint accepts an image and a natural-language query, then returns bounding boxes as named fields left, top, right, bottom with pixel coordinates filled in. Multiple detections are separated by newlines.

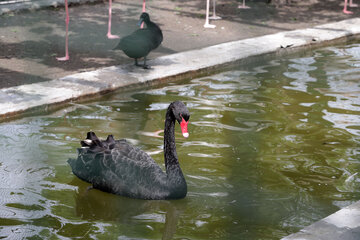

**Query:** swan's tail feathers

left=105, top=135, right=116, bottom=149
left=81, top=131, right=99, bottom=147
left=106, top=134, right=114, bottom=142
left=87, top=131, right=98, bottom=140
left=80, top=132, right=106, bottom=153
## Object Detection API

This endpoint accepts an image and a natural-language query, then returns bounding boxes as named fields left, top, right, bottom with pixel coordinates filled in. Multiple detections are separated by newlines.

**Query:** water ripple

left=182, top=141, right=231, bottom=148
left=191, top=121, right=249, bottom=131
left=0, top=42, right=359, bottom=240
left=188, top=153, right=221, bottom=158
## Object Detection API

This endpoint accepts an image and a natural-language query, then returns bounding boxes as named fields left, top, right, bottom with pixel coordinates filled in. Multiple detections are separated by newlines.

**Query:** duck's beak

left=180, top=117, right=189, bottom=138
left=137, top=18, right=144, bottom=26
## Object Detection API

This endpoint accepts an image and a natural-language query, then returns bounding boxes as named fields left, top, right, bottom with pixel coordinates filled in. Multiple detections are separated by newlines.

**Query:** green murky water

left=0, top=43, right=360, bottom=239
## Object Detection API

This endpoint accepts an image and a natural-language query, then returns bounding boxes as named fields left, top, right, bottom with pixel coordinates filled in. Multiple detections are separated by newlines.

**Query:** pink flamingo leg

left=57, top=0, right=70, bottom=61
left=209, top=0, right=221, bottom=20
left=238, top=0, right=250, bottom=9
left=350, top=0, right=358, bottom=7
left=204, top=0, right=216, bottom=28
left=344, top=0, right=354, bottom=14
left=140, top=0, right=146, bottom=29
left=107, top=0, right=119, bottom=39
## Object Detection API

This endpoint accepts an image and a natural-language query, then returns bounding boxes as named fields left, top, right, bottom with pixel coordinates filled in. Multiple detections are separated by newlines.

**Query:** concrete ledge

left=1, top=18, right=360, bottom=120
left=282, top=201, right=360, bottom=240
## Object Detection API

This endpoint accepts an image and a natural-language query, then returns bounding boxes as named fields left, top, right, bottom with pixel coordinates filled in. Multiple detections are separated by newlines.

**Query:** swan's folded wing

left=90, top=141, right=170, bottom=199
left=69, top=139, right=171, bottom=199
left=113, top=140, right=156, bottom=163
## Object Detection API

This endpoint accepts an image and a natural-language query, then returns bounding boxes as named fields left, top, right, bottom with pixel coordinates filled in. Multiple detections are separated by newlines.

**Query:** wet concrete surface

left=282, top=201, right=360, bottom=240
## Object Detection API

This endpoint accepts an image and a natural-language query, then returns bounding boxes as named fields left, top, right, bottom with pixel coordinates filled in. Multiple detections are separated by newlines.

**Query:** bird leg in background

left=141, top=0, right=146, bottom=29
left=204, top=0, right=216, bottom=28
left=350, top=0, right=358, bottom=7
left=209, top=0, right=221, bottom=20
left=134, top=58, right=150, bottom=69
left=107, top=0, right=120, bottom=39
left=57, top=0, right=70, bottom=61
left=142, top=57, right=150, bottom=69
left=238, top=0, right=250, bottom=9
left=343, top=0, right=357, bottom=14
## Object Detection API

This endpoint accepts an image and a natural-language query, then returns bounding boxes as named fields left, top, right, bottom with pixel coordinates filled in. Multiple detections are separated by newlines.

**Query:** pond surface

left=0, top=43, right=360, bottom=239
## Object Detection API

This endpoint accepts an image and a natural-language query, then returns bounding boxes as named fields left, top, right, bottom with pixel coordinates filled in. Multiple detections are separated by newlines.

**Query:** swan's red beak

left=180, top=117, right=189, bottom=138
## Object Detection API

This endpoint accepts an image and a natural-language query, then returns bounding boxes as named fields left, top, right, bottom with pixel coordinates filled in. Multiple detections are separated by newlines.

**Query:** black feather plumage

left=114, top=12, right=163, bottom=69
left=68, top=101, right=190, bottom=200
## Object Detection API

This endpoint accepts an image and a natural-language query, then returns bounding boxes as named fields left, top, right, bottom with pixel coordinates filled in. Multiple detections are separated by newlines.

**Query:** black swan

left=113, top=12, right=163, bottom=69
left=68, top=101, right=190, bottom=200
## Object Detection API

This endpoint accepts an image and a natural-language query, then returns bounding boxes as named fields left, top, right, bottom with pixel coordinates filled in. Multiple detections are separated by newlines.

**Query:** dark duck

left=114, top=12, right=163, bottom=69
left=68, top=101, right=190, bottom=200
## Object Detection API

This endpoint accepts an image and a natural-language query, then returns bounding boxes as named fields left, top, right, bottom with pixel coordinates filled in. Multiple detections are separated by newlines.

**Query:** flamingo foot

left=204, top=23, right=216, bottom=28
left=238, top=5, right=250, bottom=9
left=350, top=3, right=358, bottom=7
left=107, top=33, right=120, bottom=39
left=57, top=56, right=70, bottom=61
left=209, top=15, right=222, bottom=20
left=343, top=9, right=354, bottom=14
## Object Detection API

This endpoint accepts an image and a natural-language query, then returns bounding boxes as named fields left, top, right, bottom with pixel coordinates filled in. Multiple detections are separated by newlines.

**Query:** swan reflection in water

left=73, top=180, right=185, bottom=240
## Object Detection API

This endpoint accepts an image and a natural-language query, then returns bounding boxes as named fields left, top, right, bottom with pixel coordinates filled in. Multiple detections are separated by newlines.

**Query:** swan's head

left=138, top=12, right=150, bottom=26
left=170, top=101, right=190, bottom=138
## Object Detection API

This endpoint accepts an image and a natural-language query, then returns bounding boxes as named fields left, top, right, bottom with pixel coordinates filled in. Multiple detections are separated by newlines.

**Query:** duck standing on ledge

left=114, top=12, right=163, bottom=69
left=68, top=101, right=190, bottom=200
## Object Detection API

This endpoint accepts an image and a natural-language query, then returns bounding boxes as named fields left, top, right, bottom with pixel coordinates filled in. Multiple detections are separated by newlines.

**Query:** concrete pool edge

left=1, top=17, right=360, bottom=122
left=282, top=200, right=360, bottom=240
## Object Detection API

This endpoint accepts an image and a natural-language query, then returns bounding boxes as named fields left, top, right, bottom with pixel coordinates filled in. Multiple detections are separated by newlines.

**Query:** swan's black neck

left=164, top=108, right=179, bottom=172
left=163, top=104, right=187, bottom=198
